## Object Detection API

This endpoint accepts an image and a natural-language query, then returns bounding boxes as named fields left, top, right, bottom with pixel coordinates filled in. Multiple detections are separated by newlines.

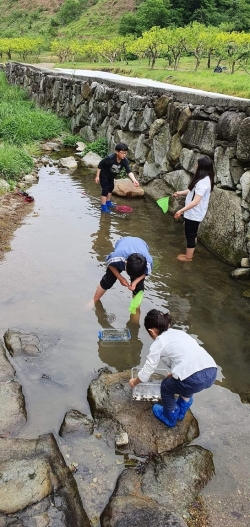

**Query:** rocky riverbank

left=0, top=331, right=214, bottom=527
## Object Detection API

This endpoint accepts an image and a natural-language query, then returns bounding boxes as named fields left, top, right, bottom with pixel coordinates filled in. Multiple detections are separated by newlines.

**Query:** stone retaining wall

left=5, top=62, right=250, bottom=265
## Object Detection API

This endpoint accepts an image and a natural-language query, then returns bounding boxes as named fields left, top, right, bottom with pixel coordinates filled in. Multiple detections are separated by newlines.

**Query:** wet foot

left=177, top=254, right=193, bottom=261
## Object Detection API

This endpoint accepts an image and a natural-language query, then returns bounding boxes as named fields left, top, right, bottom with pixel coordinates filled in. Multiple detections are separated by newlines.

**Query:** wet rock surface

left=0, top=342, right=26, bottom=436
left=4, top=329, right=41, bottom=357
left=59, top=409, right=94, bottom=437
left=0, top=433, right=90, bottom=526
left=101, top=445, right=214, bottom=527
left=88, top=370, right=199, bottom=456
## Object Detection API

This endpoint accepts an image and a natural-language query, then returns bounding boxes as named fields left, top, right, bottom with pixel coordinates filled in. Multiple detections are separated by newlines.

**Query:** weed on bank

left=0, top=73, right=67, bottom=180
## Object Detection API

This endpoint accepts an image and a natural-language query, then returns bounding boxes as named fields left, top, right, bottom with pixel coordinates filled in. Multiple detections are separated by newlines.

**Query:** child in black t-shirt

left=95, top=142, right=139, bottom=212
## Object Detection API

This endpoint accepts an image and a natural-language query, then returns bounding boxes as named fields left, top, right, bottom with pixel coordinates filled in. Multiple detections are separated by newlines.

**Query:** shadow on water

left=0, top=159, right=250, bottom=438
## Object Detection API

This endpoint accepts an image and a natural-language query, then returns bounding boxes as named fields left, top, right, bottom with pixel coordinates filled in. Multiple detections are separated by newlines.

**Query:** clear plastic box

left=98, top=328, right=131, bottom=342
left=131, top=367, right=168, bottom=402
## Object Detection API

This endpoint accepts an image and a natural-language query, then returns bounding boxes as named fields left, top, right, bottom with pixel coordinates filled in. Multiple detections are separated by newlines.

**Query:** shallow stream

left=0, top=159, right=250, bottom=522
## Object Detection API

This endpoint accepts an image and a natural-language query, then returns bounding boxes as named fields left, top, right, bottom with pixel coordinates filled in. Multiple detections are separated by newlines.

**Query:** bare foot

left=85, top=299, right=95, bottom=310
left=177, top=254, right=193, bottom=261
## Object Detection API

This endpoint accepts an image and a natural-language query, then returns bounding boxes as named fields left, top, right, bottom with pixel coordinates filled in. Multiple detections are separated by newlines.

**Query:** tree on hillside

left=118, top=13, right=139, bottom=36
left=56, top=0, right=87, bottom=25
left=119, top=0, right=172, bottom=35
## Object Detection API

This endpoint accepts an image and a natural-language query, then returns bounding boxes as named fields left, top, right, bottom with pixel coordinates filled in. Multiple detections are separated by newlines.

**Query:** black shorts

left=100, top=267, right=145, bottom=296
left=100, top=175, right=114, bottom=197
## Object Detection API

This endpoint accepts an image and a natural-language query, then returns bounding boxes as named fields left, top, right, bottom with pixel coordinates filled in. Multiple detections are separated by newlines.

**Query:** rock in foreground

left=88, top=371, right=199, bottom=456
left=101, top=445, right=214, bottom=527
left=0, top=433, right=90, bottom=526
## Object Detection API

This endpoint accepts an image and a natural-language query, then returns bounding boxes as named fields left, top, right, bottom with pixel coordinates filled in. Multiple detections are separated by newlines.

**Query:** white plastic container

left=131, top=367, right=168, bottom=402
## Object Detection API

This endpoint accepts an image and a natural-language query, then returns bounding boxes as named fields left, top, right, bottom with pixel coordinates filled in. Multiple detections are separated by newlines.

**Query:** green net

left=128, top=291, right=144, bottom=314
left=156, top=196, right=169, bottom=213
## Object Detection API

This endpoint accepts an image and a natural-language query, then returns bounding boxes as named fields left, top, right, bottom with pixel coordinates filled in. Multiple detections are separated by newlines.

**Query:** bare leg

left=179, top=395, right=190, bottom=401
left=93, top=284, right=106, bottom=303
left=101, top=196, right=107, bottom=205
left=129, top=307, right=141, bottom=324
left=177, top=247, right=195, bottom=261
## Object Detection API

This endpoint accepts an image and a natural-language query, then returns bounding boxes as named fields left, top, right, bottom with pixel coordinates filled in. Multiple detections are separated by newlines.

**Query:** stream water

left=0, top=159, right=250, bottom=522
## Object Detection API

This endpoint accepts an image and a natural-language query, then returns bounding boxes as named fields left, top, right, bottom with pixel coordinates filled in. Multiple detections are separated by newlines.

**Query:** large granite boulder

left=181, top=120, right=217, bottom=156
left=199, top=186, right=247, bottom=265
left=0, top=433, right=90, bottom=526
left=236, top=117, right=250, bottom=161
left=100, top=445, right=214, bottom=527
left=217, top=110, right=246, bottom=141
left=88, top=371, right=199, bottom=456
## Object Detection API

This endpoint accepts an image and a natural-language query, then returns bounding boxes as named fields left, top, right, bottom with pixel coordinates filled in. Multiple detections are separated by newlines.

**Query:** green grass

left=0, top=72, right=69, bottom=180
left=0, top=144, right=34, bottom=178
left=54, top=56, right=250, bottom=99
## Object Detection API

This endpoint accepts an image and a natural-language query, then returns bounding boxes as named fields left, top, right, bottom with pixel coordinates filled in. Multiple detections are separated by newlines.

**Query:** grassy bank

left=0, top=73, right=67, bottom=181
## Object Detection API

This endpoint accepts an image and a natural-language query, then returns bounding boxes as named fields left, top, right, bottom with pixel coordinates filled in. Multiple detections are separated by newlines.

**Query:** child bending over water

left=129, top=309, right=217, bottom=428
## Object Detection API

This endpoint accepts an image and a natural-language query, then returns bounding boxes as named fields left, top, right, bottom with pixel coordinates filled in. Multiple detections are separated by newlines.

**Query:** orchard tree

left=183, top=22, right=207, bottom=71
left=165, top=27, right=187, bottom=70
left=216, top=31, right=250, bottom=73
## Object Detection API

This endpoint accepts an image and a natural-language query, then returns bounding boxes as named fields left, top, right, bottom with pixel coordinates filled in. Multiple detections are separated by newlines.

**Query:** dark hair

left=115, top=142, right=128, bottom=152
left=126, top=253, right=146, bottom=278
left=188, top=156, right=214, bottom=192
left=144, top=309, right=172, bottom=334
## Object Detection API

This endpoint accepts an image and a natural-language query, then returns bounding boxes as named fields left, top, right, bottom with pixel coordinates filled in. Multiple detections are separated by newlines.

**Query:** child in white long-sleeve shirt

left=129, top=309, right=217, bottom=428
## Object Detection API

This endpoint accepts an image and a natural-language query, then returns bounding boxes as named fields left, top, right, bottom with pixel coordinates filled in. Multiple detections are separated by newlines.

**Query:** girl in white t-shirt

left=173, top=156, right=214, bottom=261
left=129, top=309, right=217, bottom=428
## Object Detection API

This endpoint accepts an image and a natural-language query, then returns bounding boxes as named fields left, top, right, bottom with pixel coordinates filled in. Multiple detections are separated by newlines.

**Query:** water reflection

left=95, top=301, right=142, bottom=371
left=91, top=213, right=113, bottom=264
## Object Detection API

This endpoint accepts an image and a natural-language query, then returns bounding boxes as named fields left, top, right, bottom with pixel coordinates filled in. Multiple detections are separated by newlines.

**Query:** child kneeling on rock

left=129, top=309, right=217, bottom=428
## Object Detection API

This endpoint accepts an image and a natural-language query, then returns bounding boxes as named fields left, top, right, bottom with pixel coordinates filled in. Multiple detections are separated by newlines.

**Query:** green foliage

left=0, top=73, right=67, bottom=180
left=62, top=134, right=83, bottom=146
left=56, top=0, right=87, bottom=25
left=0, top=74, right=65, bottom=146
left=0, top=144, right=34, bottom=178
left=83, top=138, right=108, bottom=158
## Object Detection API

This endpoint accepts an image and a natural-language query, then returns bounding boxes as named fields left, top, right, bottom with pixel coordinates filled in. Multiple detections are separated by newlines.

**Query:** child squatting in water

left=129, top=309, right=217, bottom=428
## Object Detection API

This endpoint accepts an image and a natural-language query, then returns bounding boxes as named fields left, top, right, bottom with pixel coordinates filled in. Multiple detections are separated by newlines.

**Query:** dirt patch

left=0, top=192, right=34, bottom=260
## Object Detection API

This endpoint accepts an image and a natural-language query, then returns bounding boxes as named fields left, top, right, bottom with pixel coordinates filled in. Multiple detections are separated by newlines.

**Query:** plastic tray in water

left=131, top=368, right=168, bottom=402
left=98, top=328, right=131, bottom=341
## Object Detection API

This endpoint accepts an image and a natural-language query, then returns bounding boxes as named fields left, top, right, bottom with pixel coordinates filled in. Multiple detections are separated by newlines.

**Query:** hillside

left=0, top=0, right=136, bottom=39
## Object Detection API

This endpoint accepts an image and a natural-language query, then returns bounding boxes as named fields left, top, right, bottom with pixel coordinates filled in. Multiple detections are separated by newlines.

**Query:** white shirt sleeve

left=195, top=177, right=210, bottom=197
left=138, top=338, right=166, bottom=382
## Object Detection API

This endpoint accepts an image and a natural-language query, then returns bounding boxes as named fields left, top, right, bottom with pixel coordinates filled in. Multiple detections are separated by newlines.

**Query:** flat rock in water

left=0, top=433, right=90, bottom=526
left=59, top=409, right=94, bottom=437
left=88, top=371, right=199, bottom=456
left=113, top=178, right=144, bottom=198
left=4, top=329, right=41, bottom=357
left=58, top=156, right=78, bottom=169
left=81, top=152, right=102, bottom=168
left=101, top=445, right=214, bottom=527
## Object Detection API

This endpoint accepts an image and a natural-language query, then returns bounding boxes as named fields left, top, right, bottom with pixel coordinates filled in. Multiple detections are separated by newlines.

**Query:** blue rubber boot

left=101, top=204, right=111, bottom=213
left=177, top=396, right=193, bottom=421
left=106, top=200, right=115, bottom=208
left=152, top=404, right=180, bottom=428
